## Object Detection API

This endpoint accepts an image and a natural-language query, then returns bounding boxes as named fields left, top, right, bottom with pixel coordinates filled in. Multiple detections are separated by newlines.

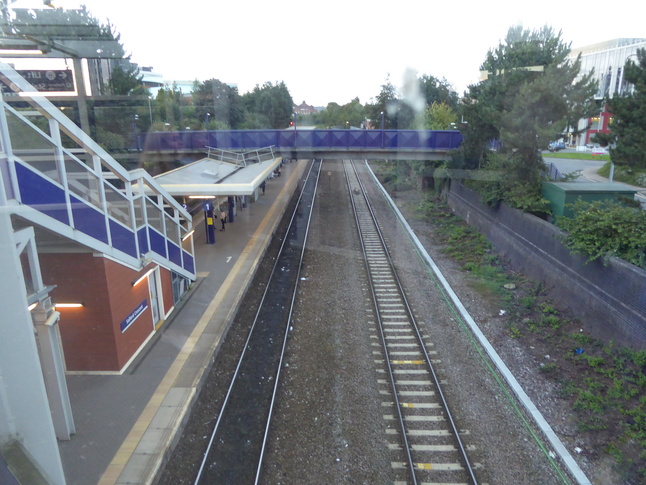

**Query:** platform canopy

left=148, top=156, right=282, bottom=197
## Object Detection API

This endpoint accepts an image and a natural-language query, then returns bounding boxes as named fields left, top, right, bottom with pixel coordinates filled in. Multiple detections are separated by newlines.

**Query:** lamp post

left=380, top=111, right=385, bottom=148
left=205, top=112, right=210, bottom=130
left=293, top=112, right=296, bottom=131
left=132, top=114, right=139, bottom=150
left=147, top=96, right=153, bottom=126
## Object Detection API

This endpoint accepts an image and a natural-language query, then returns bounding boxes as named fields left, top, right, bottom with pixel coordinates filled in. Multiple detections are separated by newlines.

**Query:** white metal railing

left=205, top=145, right=276, bottom=167
left=0, top=63, right=195, bottom=278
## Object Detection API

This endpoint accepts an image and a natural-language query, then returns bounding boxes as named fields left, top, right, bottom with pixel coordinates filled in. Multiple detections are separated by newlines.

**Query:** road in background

left=543, top=149, right=606, bottom=182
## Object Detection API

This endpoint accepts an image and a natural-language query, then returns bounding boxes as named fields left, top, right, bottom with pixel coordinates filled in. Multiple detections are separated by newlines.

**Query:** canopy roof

left=149, top=157, right=282, bottom=197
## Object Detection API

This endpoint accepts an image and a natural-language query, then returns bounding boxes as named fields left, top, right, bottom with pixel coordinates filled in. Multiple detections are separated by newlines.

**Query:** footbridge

left=140, top=128, right=463, bottom=161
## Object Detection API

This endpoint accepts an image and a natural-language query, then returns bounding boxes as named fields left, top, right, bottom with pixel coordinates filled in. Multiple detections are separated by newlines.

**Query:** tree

left=457, top=26, right=598, bottom=210
left=242, top=81, right=293, bottom=129
left=108, top=63, right=148, bottom=96
left=607, top=48, right=646, bottom=169
left=424, top=101, right=457, bottom=130
left=317, top=98, right=367, bottom=128
left=366, top=76, right=398, bottom=129
left=418, top=74, right=459, bottom=110
left=192, top=79, right=245, bottom=129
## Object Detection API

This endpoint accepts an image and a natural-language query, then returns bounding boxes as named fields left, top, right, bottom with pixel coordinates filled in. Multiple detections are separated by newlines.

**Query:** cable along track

left=344, top=159, right=479, bottom=485
left=194, top=159, right=321, bottom=485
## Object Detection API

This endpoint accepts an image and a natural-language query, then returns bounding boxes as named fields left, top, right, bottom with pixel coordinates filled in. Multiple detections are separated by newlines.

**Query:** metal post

left=72, top=57, right=91, bottom=135
left=148, top=96, right=153, bottom=126
left=204, top=202, right=215, bottom=244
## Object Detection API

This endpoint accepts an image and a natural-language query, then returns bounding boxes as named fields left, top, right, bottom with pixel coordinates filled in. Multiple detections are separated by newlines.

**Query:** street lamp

left=147, top=96, right=153, bottom=126
left=132, top=114, right=139, bottom=150
left=293, top=112, right=296, bottom=130
left=205, top=112, right=210, bottom=130
left=380, top=111, right=384, bottom=130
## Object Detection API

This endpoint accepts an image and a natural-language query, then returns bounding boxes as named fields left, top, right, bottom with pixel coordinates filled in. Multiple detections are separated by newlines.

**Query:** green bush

left=557, top=199, right=646, bottom=269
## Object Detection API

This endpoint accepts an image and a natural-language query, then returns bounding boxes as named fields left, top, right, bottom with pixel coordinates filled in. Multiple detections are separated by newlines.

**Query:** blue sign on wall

left=120, top=299, right=148, bottom=333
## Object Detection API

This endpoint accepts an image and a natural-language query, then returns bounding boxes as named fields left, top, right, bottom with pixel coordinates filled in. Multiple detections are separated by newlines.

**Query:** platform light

left=28, top=302, right=38, bottom=311
left=182, top=229, right=195, bottom=241
left=55, top=303, right=84, bottom=308
left=132, top=268, right=155, bottom=287
left=188, top=195, right=216, bottom=199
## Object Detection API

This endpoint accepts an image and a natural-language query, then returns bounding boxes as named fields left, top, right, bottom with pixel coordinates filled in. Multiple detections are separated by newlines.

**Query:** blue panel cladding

left=15, top=162, right=69, bottom=225
left=109, top=219, right=136, bottom=257
left=348, top=130, right=365, bottom=147
left=167, top=241, right=181, bottom=267
left=365, top=130, right=382, bottom=148
left=137, top=227, right=149, bottom=255
left=241, top=131, right=260, bottom=148
left=70, top=195, right=108, bottom=243
left=278, top=130, right=295, bottom=148
left=149, top=228, right=167, bottom=257
left=182, top=251, right=195, bottom=275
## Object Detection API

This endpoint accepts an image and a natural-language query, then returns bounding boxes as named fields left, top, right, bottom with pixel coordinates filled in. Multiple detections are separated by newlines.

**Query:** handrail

left=205, top=145, right=276, bottom=167
left=0, top=63, right=195, bottom=278
left=0, top=63, right=191, bottom=222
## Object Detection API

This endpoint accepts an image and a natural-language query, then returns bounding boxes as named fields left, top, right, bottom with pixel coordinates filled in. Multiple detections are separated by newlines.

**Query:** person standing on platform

left=220, top=209, right=227, bottom=231
left=260, top=181, right=266, bottom=195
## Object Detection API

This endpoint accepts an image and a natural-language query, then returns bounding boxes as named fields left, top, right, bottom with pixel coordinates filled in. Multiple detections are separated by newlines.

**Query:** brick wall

left=446, top=181, right=646, bottom=349
left=41, top=253, right=119, bottom=370
left=40, top=254, right=159, bottom=371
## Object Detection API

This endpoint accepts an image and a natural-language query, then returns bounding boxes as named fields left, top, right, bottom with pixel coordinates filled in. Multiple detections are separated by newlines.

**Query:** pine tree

left=608, top=48, right=646, bottom=169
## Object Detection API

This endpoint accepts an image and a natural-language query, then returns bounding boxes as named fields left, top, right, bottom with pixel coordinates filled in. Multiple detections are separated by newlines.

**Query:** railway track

left=193, top=159, right=321, bottom=484
left=344, top=159, right=479, bottom=485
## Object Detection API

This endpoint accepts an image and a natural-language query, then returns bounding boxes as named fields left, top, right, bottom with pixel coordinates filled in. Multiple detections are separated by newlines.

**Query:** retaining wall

left=445, top=181, right=646, bottom=349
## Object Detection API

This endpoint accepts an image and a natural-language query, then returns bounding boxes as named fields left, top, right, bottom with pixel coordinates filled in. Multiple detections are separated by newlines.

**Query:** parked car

left=548, top=141, right=566, bottom=152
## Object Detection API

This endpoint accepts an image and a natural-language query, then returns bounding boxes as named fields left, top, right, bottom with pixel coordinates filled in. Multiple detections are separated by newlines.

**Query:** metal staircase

left=0, top=63, right=196, bottom=281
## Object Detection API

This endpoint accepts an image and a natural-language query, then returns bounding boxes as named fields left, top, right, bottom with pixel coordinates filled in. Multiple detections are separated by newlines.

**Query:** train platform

left=57, top=159, right=307, bottom=485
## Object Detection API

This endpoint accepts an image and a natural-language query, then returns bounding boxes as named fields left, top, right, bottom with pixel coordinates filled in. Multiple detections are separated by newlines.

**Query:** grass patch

left=543, top=151, right=611, bottom=162
left=597, top=161, right=646, bottom=187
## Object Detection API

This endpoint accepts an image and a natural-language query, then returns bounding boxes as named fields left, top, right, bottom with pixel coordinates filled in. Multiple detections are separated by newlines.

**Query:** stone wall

left=445, top=181, right=646, bottom=349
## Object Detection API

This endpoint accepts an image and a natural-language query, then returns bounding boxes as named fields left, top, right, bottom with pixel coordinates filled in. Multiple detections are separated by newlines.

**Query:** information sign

left=15, top=69, right=75, bottom=92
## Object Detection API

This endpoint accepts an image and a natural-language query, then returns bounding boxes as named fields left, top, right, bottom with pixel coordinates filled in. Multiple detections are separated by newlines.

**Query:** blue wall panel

left=109, top=219, right=136, bottom=257
left=149, top=228, right=166, bottom=257
left=137, top=227, right=149, bottom=255
left=182, top=251, right=195, bottom=275
left=167, top=241, right=181, bottom=267
left=139, top=129, right=464, bottom=154
left=15, top=163, right=69, bottom=225
left=70, top=195, right=108, bottom=243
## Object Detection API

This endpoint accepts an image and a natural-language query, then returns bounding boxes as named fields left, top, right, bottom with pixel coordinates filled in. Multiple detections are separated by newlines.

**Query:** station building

left=0, top=62, right=280, bottom=484
left=567, top=38, right=646, bottom=147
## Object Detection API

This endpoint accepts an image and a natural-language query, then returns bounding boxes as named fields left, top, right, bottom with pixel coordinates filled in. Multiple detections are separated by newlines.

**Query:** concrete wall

left=446, top=181, right=646, bottom=348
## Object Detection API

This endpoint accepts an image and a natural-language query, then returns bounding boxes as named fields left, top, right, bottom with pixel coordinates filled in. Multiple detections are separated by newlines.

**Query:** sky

left=5, top=0, right=645, bottom=107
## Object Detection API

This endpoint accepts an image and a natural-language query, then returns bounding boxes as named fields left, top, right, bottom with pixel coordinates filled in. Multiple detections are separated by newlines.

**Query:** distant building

left=567, top=38, right=646, bottom=147
left=294, top=100, right=318, bottom=115
left=139, top=66, right=164, bottom=92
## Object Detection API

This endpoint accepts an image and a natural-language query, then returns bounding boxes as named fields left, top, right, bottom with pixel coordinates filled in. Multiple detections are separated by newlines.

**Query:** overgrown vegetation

left=455, top=26, right=598, bottom=212
left=598, top=161, right=646, bottom=187
left=413, top=192, right=645, bottom=482
left=556, top=199, right=646, bottom=269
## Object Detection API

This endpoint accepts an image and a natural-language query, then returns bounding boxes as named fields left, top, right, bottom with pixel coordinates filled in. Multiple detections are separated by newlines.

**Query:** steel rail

left=343, top=159, right=417, bottom=485
left=193, top=159, right=320, bottom=484
left=346, top=159, right=478, bottom=484
left=254, top=159, right=322, bottom=484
